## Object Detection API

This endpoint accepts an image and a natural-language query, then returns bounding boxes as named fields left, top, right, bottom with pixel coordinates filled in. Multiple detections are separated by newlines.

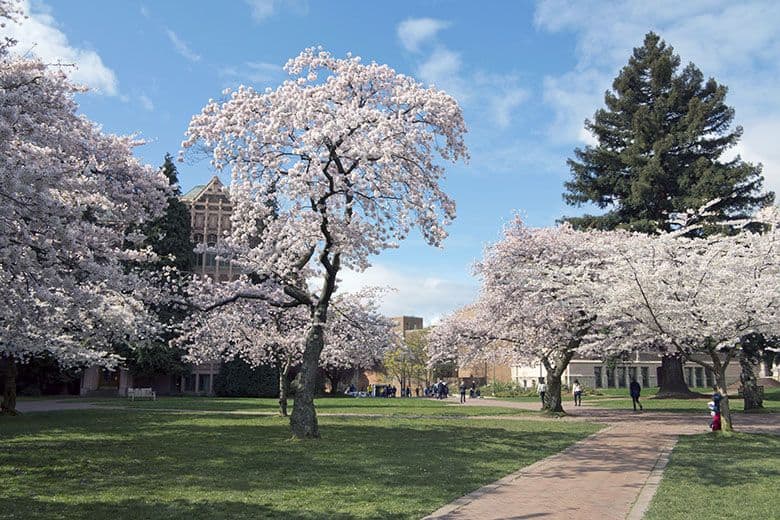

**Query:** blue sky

left=5, top=0, right=780, bottom=323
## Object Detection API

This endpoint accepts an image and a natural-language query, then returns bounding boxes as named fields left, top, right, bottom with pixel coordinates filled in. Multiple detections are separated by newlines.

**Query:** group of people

left=457, top=381, right=482, bottom=403
left=425, top=380, right=449, bottom=399
left=535, top=377, right=644, bottom=411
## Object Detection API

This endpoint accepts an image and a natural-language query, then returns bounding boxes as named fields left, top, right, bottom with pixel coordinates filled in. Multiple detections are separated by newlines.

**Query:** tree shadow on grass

left=0, top=410, right=599, bottom=520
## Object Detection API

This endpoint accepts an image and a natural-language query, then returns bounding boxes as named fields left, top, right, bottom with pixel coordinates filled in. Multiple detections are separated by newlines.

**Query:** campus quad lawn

left=85, top=395, right=529, bottom=417
left=644, top=432, right=780, bottom=520
left=579, top=387, right=780, bottom=414
left=0, top=409, right=599, bottom=520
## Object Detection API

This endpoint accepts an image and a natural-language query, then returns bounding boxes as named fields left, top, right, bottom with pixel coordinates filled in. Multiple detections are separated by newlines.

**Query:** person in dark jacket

left=629, top=379, right=643, bottom=411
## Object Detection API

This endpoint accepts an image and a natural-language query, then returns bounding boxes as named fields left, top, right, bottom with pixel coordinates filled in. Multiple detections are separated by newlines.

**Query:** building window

left=618, top=367, right=627, bottom=388
left=695, top=367, right=704, bottom=388
left=641, top=367, right=649, bottom=388
left=194, top=233, right=204, bottom=244
left=207, top=234, right=217, bottom=246
left=686, top=367, right=693, bottom=386
left=194, top=214, right=205, bottom=228
left=594, top=367, right=603, bottom=388
left=606, top=367, right=615, bottom=388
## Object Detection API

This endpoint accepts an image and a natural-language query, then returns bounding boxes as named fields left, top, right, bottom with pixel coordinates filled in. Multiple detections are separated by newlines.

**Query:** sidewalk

left=425, top=398, right=779, bottom=520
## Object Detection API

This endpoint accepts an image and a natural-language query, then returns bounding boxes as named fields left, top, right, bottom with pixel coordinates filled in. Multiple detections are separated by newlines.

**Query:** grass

left=0, top=408, right=600, bottom=519
left=644, top=432, right=780, bottom=520
left=580, top=386, right=780, bottom=414
left=82, top=396, right=530, bottom=417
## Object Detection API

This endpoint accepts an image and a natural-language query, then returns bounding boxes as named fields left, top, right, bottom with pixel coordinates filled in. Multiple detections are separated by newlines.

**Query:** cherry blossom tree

left=0, top=30, right=169, bottom=413
left=430, top=218, right=615, bottom=413
left=179, top=280, right=395, bottom=416
left=588, top=206, right=780, bottom=430
left=182, top=48, right=467, bottom=437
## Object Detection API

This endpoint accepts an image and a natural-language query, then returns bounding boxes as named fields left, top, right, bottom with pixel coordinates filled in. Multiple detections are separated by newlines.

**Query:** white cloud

left=398, top=20, right=529, bottom=128
left=165, top=28, right=200, bottom=62
left=397, top=18, right=450, bottom=53
left=140, top=5, right=150, bottom=18
left=219, top=61, right=282, bottom=87
left=245, top=0, right=308, bottom=23
left=418, top=46, right=467, bottom=100
left=535, top=0, right=780, bottom=194
left=0, top=0, right=118, bottom=95
left=138, top=93, right=154, bottom=111
left=490, top=88, right=528, bottom=129
left=337, top=264, right=478, bottom=326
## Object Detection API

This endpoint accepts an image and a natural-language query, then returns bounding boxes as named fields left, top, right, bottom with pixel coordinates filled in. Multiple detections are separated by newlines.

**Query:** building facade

left=510, top=352, right=744, bottom=391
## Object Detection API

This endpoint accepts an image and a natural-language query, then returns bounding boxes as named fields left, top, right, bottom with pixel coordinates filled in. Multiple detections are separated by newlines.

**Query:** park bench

left=127, top=387, right=156, bottom=400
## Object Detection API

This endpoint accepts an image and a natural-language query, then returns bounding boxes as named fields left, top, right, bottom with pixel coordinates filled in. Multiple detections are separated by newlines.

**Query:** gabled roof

left=180, top=176, right=227, bottom=203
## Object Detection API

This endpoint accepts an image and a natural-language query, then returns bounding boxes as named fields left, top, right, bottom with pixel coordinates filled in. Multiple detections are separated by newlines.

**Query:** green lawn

left=0, top=409, right=599, bottom=520
left=644, top=432, right=780, bottom=520
left=83, top=396, right=529, bottom=417
left=580, top=387, right=780, bottom=414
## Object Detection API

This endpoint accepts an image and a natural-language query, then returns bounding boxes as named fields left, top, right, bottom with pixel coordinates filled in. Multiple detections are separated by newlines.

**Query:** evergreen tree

left=563, top=32, right=774, bottom=233
left=563, top=32, right=774, bottom=398
left=123, top=154, right=194, bottom=379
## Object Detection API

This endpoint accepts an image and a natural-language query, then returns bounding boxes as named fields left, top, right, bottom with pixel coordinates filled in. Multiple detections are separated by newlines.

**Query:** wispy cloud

left=398, top=20, right=529, bottom=129
left=165, top=28, right=200, bottom=62
left=244, top=0, right=309, bottom=23
left=138, top=93, right=154, bottom=111
left=397, top=18, right=450, bottom=53
left=0, top=0, right=118, bottom=95
left=219, top=61, right=282, bottom=87
left=140, top=5, right=150, bottom=18
left=337, top=264, right=478, bottom=326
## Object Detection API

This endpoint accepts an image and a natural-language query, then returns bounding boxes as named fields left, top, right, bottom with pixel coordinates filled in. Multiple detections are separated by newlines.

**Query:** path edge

left=422, top=424, right=616, bottom=519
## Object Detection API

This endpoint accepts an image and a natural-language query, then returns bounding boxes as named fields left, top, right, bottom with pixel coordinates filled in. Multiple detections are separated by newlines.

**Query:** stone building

left=81, top=176, right=235, bottom=397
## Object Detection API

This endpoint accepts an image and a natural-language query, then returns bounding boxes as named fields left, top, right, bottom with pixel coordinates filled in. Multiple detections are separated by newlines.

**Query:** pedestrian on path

left=537, top=377, right=547, bottom=407
left=572, top=379, right=582, bottom=407
left=629, top=378, right=643, bottom=411
left=459, top=382, right=467, bottom=403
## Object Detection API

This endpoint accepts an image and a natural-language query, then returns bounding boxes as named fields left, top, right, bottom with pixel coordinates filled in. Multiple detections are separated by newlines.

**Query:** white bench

left=127, top=387, right=156, bottom=400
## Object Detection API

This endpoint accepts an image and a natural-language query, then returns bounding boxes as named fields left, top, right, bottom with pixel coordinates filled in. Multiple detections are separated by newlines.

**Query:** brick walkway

left=424, top=398, right=780, bottom=520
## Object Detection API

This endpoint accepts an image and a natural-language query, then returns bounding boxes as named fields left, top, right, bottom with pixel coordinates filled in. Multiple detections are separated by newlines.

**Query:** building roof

left=180, top=176, right=226, bottom=203
left=181, top=184, right=206, bottom=201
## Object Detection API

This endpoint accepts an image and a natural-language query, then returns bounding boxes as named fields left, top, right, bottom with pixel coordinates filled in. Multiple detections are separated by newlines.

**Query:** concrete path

left=425, top=398, right=780, bottom=520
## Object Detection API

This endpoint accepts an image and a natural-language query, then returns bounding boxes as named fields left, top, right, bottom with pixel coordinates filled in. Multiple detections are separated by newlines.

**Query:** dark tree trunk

left=739, top=351, right=763, bottom=411
left=1, top=355, right=19, bottom=416
left=656, top=354, right=698, bottom=398
left=544, top=372, right=564, bottom=413
left=290, top=323, right=325, bottom=439
left=278, top=364, right=290, bottom=417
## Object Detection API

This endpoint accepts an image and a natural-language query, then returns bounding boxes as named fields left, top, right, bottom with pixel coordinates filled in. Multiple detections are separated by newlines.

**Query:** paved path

left=425, top=398, right=780, bottom=520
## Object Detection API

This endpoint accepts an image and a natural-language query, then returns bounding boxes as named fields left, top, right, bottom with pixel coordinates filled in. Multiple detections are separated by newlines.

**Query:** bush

left=480, top=381, right=538, bottom=397
left=213, top=358, right=279, bottom=397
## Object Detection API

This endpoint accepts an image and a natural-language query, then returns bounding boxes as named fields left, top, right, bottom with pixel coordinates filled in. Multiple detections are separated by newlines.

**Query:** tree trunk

left=656, top=353, right=698, bottom=398
left=544, top=372, right=564, bottom=413
left=290, top=323, right=324, bottom=439
left=278, top=364, right=290, bottom=417
left=715, top=366, right=733, bottom=432
left=1, top=355, right=19, bottom=416
left=739, top=351, right=763, bottom=411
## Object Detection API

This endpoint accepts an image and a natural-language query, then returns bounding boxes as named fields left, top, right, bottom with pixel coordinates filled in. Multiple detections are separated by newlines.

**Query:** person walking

left=537, top=378, right=547, bottom=407
left=572, top=379, right=582, bottom=407
left=629, top=378, right=643, bottom=411
left=459, top=382, right=467, bottom=404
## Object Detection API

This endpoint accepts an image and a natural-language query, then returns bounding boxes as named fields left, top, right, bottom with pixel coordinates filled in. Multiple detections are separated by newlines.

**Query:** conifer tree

left=563, top=32, right=774, bottom=233
left=563, top=32, right=774, bottom=398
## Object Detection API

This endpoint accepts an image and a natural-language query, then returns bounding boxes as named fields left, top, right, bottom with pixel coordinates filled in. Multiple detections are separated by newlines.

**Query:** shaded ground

left=0, top=407, right=596, bottom=520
